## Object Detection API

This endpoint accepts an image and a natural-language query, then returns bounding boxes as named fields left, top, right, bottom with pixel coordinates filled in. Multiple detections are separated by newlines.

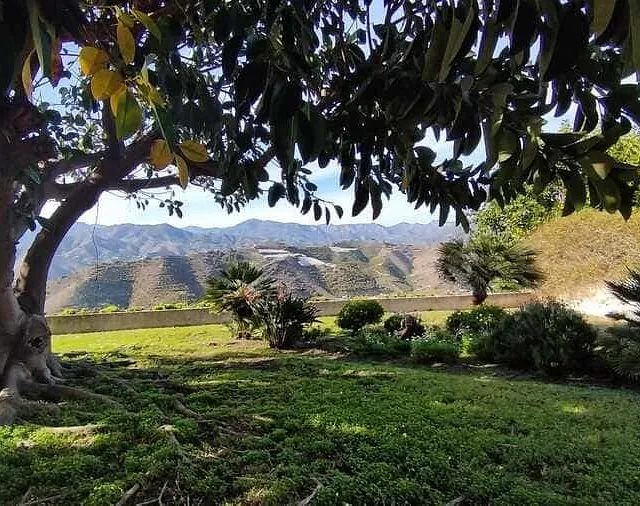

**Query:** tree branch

left=43, top=151, right=105, bottom=183
left=51, top=175, right=179, bottom=198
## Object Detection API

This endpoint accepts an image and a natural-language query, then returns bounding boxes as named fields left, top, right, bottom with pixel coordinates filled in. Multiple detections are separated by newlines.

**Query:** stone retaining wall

left=48, top=292, right=535, bottom=335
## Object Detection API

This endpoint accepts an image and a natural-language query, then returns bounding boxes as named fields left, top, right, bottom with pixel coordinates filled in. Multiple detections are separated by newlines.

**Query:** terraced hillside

left=45, top=243, right=461, bottom=313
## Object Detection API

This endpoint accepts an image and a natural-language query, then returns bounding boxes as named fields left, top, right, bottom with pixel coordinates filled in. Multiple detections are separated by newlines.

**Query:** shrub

left=446, top=305, right=508, bottom=360
left=302, top=325, right=330, bottom=342
left=411, top=338, right=460, bottom=364
left=384, top=314, right=404, bottom=333
left=99, top=304, right=121, bottom=313
left=446, top=305, right=508, bottom=335
left=254, top=291, right=318, bottom=349
left=491, top=300, right=597, bottom=375
left=59, top=307, right=78, bottom=315
left=353, top=329, right=411, bottom=357
left=599, top=324, right=640, bottom=381
left=336, top=300, right=384, bottom=333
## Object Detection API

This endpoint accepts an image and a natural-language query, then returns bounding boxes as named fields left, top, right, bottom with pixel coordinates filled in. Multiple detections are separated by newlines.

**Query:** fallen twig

left=115, top=483, right=141, bottom=506
left=18, top=486, right=34, bottom=505
left=297, top=478, right=322, bottom=506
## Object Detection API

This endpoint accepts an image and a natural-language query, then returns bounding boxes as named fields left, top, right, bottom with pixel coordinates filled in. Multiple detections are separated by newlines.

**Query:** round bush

left=384, top=314, right=404, bottom=333
left=491, top=300, right=597, bottom=374
left=336, top=300, right=384, bottom=333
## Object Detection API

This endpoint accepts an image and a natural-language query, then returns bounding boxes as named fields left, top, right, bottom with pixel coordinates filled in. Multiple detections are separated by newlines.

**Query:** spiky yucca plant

left=436, top=236, right=543, bottom=305
left=204, top=262, right=274, bottom=338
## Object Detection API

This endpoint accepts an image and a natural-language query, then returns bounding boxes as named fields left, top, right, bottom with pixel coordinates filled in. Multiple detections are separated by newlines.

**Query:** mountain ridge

left=18, top=219, right=465, bottom=279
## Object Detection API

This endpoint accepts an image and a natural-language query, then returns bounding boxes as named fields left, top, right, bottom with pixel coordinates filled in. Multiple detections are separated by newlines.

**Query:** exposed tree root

left=23, top=382, right=122, bottom=407
left=42, top=424, right=101, bottom=436
left=173, top=399, right=204, bottom=420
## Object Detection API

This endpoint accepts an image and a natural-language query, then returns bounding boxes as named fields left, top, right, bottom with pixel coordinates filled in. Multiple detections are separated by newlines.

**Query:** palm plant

left=606, top=268, right=640, bottom=324
left=253, top=290, right=319, bottom=349
left=204, top=262, right=274, bottom=338
left=602, top=269, right=640, bottom=381
left=436, top=236, right=543, bottom=305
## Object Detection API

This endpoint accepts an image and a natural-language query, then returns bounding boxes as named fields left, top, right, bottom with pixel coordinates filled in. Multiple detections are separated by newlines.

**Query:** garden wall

left=47, top=292, right=535, bottom=335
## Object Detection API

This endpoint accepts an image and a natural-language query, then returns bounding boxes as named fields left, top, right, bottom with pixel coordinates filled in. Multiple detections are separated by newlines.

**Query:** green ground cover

left=1, top=322, right=640, bottom=505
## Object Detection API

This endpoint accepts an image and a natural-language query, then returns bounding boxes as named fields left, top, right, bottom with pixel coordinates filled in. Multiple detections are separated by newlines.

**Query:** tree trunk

left=0, top=165, right=110, bottom=424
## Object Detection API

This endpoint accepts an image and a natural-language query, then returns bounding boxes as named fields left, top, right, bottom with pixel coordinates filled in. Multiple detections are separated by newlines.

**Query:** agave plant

left=436, top=235, right=543, bottom=305
left=204, top=262, right=274, bottom=338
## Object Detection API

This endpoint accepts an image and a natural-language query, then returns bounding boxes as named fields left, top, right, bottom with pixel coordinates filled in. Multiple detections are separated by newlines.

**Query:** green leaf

left=352, top=181, right=369, bottom=217
left=439, top=201, right=450, bottom=226
left=334, top=205, right=344, bottom=219
left=113, top=90, right=142, bottom=140
left=628, top=0, right=640, bottom=74
left=152, top=102, right=177, bottom=152
left=370, top=182, right=383, bottom=220
left=475, top=19, right=498, bottom=75
left=581, top=151, right=615, bottom=179
left=325, top=207, right=331, bottom=225
left=213, top=8, right=231, bottom=44
left=497, top=129, right=520, bottom=162
left=132, top=8, right=162, bottom=40
left=222, top=35, right=243, bottom=78
left=422, top=7, right=450, bottom=81
left=559, top=170, right=587, bottom=212
left=439, top=1, right=475, bottom=82
left=313, top=200, right=322, bottom=221
left=267, top=183, right=286, bottom=207
left=26, top=0, right=53, bottom=77
left=591, top=0, right=618, bottom=35
left=301, top=194, right=312, bottom=215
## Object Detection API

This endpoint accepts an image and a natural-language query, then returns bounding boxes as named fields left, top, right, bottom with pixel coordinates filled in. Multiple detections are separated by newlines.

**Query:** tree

left=473, top=182, right=563, bottom=243
left=436, top=236, right=543, bottom=304
left=204, top=262, right=274, bottom=339
left=2, top=0, right=640, bottom=420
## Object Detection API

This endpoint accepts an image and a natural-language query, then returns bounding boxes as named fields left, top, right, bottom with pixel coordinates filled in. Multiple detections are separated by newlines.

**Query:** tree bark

left=14, top=169, right=111, bottom=314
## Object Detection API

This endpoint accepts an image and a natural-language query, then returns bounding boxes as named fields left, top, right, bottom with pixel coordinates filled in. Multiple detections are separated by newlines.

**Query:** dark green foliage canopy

left=5, top=0, right=640, bottom=238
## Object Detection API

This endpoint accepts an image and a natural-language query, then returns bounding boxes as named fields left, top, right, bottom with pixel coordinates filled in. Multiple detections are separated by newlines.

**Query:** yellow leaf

left=79, top=46, right=109, bottom=76
left=132, top=8, right=162, bottom=40
left=175, top=155, right=189, bottom=189
left=117, top=21, right=136, bottom=64
left=110, top=89, right=125, bottom=115
left=179, top=140, right=209, bottom=163
left=22, top=50, right=35, bottom=100
left=91, top=69, right=125, bottom=100
left=150, top=139, right=173, bottom=170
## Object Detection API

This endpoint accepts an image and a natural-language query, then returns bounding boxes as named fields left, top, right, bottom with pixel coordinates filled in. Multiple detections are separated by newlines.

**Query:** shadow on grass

left=3, top=347, right=640, bottom=505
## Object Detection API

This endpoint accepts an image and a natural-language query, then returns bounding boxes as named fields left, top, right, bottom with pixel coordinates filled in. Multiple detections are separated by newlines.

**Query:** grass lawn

left=2, top=323, right=640, bottom=505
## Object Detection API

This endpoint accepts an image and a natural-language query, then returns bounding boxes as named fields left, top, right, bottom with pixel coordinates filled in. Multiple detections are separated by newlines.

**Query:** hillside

left=19, top=220, right=464, bottom=279
left=526, top=209, right=640, bottom=302
left=44, top=243, right=462, bottom=313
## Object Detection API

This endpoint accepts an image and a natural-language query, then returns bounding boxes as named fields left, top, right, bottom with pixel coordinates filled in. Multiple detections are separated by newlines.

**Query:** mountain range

left=44, top=242, right=464, bottom=313
left=17, top=219, right=465, bottom=279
